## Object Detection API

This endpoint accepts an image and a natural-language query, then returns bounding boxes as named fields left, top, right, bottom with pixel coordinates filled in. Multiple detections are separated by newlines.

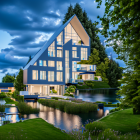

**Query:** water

left=75, top=89, right=121, bottom=104
left=0, top=89, right=120, bottom=131
left=0, top=99, right=6, bottom=105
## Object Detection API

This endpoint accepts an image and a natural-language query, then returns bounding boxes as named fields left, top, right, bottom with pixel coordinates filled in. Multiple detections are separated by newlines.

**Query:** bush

left=38, top=99, right=98, bottom=114
left=76, top=84, right=89, bottom=89
left=66, top=85, right=76, bottom=93
left=6, top=92, right=13, bottom=97
left=109, top=107, right=120, bottom=113
left=94, top=77, right=98, bottom=80
left=84, top=81, right=94, bottom=87
left=17, top=102, right=39, bottom=114
left=137, top=120, right=140, bottom=134
left=0, top=92, right=6, bottom=98
left=63, top=93, right=74, bottom=97
left=117, top=102, right=120, bottom=107
left=108, top=102, right=112, bottom=104
left=0, top=105, right=5, bottom=112
left=96, top=101, right=107, bottom=105
left=51, top=97, right=63, bottom=100
left=104, top=104, right=117, bottom=107
left=78, top=82, right=83, bottom=85
left=52, top=89, right=57, bottom=93
left=85, top=121, right=106, bottom=136
left=4, top=98, right=18, bottom=105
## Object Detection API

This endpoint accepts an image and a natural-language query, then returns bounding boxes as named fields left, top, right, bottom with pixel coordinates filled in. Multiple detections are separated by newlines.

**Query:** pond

left=75, top=89, right=122, bottom=104
left=0, top=89, right=121, bottom=131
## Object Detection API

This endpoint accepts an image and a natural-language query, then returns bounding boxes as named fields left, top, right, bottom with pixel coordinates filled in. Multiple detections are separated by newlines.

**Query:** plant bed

left=38, top=99, right=98, bottom=114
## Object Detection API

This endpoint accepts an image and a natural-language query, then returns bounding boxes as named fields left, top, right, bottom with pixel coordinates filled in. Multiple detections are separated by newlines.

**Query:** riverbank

left=76, top=81, right=111, bottom=89
left=100, top=108, right=140, bottom=134
left=0, top=118, right=73, bottom=140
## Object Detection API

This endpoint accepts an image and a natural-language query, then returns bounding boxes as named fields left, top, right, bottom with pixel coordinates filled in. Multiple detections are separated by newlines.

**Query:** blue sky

left=0, top=0, right=125, bottom=82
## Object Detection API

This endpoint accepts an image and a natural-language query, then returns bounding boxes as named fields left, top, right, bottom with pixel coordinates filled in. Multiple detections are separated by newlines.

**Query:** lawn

left=100, top=108, right=140, bottom=134
left=0, top=118, right=73, bottom=140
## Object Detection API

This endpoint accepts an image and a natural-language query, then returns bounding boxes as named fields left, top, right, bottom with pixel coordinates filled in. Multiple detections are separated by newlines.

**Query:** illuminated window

left=39, top=60, right=43, bottom=66
left=57, top=61, right=62, bottom=70
left=81, top=48, right=88, bottom=60
left=34, top=62, right=37, bottom=66
left=48, top=61, right=55, bottom=67
left=72, top=61, right=77, bottom=71
left=43, top=60, right=47, bottom=66
left=40, top=71, right=46, bottom=80
left=57, top=72, right=63, bottom=82
left=48, top=42, right=55, bottom=57
left=57, top=32, right=63, bottom=45
left=72, top=47, right=77, bottom=58
left=32, top=70, right=38, bottom=80
left=65, top=23, right=83, bottom=45
left=57, top=50, right=62, bottom=57
left=48, top=71, right=54, bottom=81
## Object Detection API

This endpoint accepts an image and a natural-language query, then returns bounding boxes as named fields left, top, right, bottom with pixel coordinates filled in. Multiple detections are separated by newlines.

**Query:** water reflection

left=0, top=99, right=6, bottom=105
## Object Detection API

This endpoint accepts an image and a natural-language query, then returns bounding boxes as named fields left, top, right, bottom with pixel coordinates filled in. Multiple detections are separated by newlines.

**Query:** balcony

left=69, top=79, right=83, bottom=84
left=76, top=64, right=96, bottom=72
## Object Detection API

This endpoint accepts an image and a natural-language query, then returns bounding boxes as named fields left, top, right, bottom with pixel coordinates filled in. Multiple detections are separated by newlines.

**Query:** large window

left=81, top=48, right=88, bottom=60
left=40, top=71, right=46, bottom=80
left=48, top=42, right=55, bottom=57
left=57, top=61, right=62, bottom=70
left=57, top=32, right=63, bottom=45
left=57, top=72, right=63, bottom=82
left=48, top=71, right=54, bottom=81
left=39, top=60, right=47, bottom=66
left=72, top=61, right=77, bottom=71
left=65, top=23, right=83, bottom=45
left=57, top=50, right=63, bottom=57
left=72, top=47, right=77, bottom=58
left=48, top=61, right=55, bottom=67
left=32, top=70, right=38, bottom=80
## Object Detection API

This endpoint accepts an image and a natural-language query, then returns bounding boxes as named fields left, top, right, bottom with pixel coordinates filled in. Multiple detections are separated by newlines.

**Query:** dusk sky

left=0, top=0, right=125, bottom=82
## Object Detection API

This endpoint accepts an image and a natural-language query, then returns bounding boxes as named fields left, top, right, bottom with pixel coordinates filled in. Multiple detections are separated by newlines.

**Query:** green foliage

left=137, top=120, right=140, bottom=134
left=108, top=102, right=112, bottom=104
left=2, top=74, right=15, bottom=83
left=85, top=121, right=106, bottom=136
left=104, top=104, right=117, bottom=107
left=95, top=101, right=107, bottom=105
left=5, top=92, right=13, bottom=97
left=17, top=102, right=39, bottom=114
left=52, top=89, right=57, bottom=93
left=94, top=77, right=98, bottom=80
left=63, top=93, right=74, bottom=97
left=66, top=85, right=76, bottom=93
left=9, top=90, right=11, bottom=92
left=84, top=81, right=94, bottom=87
left=96, top=0, right=140, bottom=114
left=3, top=121, right=10, bottom=125
left=0, top=105, right=5, bottom=112
left=12, top=90, right=24, bottom=102
left=4, top=98, right=18, bottom=105
left=51, top=97, right=63, bottom=100
left=38, top=99, right=98, bottom=114
left=117, top=103, right=120, bottom=107
left=106, top=57, right=123, bottom=87
left=78, top=82, right=83, bottom=85
left=14, top=69, right=26, bottom=91
left=0, top=92, right=6, bottom=98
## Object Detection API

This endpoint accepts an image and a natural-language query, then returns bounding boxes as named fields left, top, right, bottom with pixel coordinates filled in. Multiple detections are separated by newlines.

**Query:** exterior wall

left=0, top=87, right=15, bottom=93
left=23, top=69, right=28, bottom=84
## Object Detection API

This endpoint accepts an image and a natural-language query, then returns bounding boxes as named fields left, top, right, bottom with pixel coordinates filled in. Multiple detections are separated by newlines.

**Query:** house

left=0, top=83, right=15, bottom=93
left=23, top=14, right=97, bottom=96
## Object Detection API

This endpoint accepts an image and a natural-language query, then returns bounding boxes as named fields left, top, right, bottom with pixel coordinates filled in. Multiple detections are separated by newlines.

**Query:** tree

left=14, top=69, right=26, bottom=91
left=2, top=74, right=15, bottom=83
left=96, top=0, right=140, bottom=113
left=106, top=57, right=123, bottom=87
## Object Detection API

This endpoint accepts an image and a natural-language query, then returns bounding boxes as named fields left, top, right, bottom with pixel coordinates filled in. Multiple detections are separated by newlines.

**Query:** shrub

left=108, top=102, right=112, bottom=104
left=85, top=121, right=106, bottom=136
left=63, top=93, right=74, bottom=97
left=104, top=104, right=117, bottom=107
left=76, top=84, right=89, bottom=89
left=78, top=82, right=83, bottom=85
left=38, top=99, right=98, bottom=114
left=66, top=85, right=76, bottom=93
left=117, top=102, right=119, bottom=107
left=0, top=105, right=5, bottom=112
left=0, top=92, right=6, bottom=98
left=17, top=102, right=39, bottom=114
left=137, top=120, right=140, bottom=134
left=94, top=77, right=98, bottom=80
left=52, top=89, right=57, bottom=93
left=51, top=97, right=63, bottom=100
left=4, top=98, right=18, bottom=105
left=96, top=101, right=107, bottom=105
left=109, top=109, right=116, bottom=113
left=84, top=81, right=94, bottom=87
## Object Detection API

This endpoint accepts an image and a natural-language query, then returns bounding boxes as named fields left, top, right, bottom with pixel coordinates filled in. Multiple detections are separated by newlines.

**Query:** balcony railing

left=69, top=79, right=83, bottom=83
left=76, top=64, right=96, bottom=71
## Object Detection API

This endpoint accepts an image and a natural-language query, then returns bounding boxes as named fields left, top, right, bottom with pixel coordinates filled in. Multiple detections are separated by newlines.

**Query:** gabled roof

left=0, top=83, right=14, bottom=87
left=23, top=14, right=90, bottom=70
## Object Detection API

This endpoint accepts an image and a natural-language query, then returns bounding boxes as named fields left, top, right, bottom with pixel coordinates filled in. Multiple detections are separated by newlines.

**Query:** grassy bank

left=100, top=108, right=140, bottom=134
left=0, top=118, right=73, bottom=140
left=38, top=99, right=98, bottom=114
left=4, top=98, right=18, bottom=105
left=77, top=81, right=110, bottom=89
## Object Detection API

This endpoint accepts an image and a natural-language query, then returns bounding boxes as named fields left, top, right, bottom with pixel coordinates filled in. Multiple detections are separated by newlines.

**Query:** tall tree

left=2, top=74, right=15, bottom=83
left=63, top=4, right=74, bottom=24
left=96, top=0, right=140, bottom=113
left=14, top=69, right=26, bottom=91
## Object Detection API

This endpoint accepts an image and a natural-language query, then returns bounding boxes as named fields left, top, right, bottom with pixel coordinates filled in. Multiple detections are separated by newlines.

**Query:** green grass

left=4, top=98, right=18, bottom=105
left=100, top=108, right=140, bottom=134
left=77, top=81, right=110, bottom=89
left=0, top=118, right=73, bottom=140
